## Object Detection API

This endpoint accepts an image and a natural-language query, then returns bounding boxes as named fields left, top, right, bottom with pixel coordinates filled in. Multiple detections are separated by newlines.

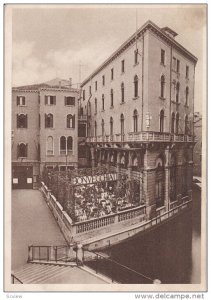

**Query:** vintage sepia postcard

left=4, top=3, right=207, bottom=294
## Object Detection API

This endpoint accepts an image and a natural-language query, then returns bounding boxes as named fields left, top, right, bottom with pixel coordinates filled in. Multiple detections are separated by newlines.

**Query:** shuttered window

left=45, top=95, right=56, bottom=105
left=65, top=96, right=75, bottom=106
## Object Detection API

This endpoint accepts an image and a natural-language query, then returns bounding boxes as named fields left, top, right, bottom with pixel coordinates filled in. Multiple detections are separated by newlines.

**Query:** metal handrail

left=83, top=249, right=154, bottom=283
left=28, top=244, right=76, bottom=263
left=11, top=273, right=23, bottom=284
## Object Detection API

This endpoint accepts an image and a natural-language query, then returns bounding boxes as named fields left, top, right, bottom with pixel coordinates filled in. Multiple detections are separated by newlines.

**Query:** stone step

left=25, top=265, right=67, bottom=284
left=15, top=263, right=54, bottom=279
left=34, top=266, right=73, bottom=284
left=20, top=265, right=61, bottom=283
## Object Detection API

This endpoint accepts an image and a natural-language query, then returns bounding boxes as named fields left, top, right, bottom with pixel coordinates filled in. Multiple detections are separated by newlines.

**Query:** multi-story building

left=193, top=112, right=202, bottom=176
left=12, top=78, right=79, bottom=189
left=81, top=20, right=197, bottom=219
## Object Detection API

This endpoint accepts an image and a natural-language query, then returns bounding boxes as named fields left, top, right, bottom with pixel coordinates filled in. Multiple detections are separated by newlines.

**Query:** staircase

left=13, top=263, right=75, bottom=284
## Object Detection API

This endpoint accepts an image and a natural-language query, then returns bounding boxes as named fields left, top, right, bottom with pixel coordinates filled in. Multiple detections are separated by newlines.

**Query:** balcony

left=86, top=131, right=194, bottom=144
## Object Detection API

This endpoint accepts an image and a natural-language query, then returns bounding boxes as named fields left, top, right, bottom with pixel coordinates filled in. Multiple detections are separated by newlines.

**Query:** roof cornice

left=81, top=20, right=198, bottom=87
left=12, top=87, right=79, bottom=93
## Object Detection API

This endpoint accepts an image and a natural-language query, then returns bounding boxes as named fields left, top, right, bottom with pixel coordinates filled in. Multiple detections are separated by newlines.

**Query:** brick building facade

left=80, top=20, right=197, bottom=219
left=12, top=79, right=79, bottom=189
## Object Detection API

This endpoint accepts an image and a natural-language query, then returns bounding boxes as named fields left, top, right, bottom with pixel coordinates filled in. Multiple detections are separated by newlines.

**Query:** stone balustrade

left=86, top=132, right=194, bottom=144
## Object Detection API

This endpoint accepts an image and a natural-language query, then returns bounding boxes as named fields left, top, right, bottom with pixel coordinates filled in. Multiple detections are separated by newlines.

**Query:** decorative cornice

left=12, top=87, right=79, bottom=93
left=81, top=20, right=197, bottom=87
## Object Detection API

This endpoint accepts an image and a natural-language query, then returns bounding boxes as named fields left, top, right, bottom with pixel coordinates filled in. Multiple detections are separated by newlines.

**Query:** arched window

left=120, top=155, right=126, bottom=169
left=17, top=143, right=27, bottom=158
left=17, top=114, right=27, bottom=128
left=121, top=82, right=124, bottom=103
left=120, top=113, right=124, bottom=141
left=67, top=114, right=75, bottom=128
left=155, top=161, right=165, bottom=208
left=132, top=155, right=138, bottom=171
left=176, top=82, right=180, bottom=103
left=110, top=117, right=113, bottom=136
left=185, top=87, right=189, bottom=106
left=94, top=121, right=97, bottom=137
left=60, top=136, right=66, bottom=155
left=47, top=136, right=53, bottom=155
left=170, top=154, right=177, bottom=202
left=134, top=75, right=139, bottom=98
left=176, top=113, right=179, bottom=134
left=160, top=110, right=165, bottom=132
left=101, top=119, right=105, bottom=136
left=67, top=136, right=73, bottom=153
left=171, top=112, right=175, bottom=134
left=185, top=115, right=189, bottom=135
left=133, top=109, right=138, bottom=132
left=160, top=75, right=165, bottom=98
left=110, top=89, right=114, bottom=107
left=95, top=98, right=97, bottom=114
left=102, top=94, right=105, bottom=111
left=45, top=113, right=53, bottom=128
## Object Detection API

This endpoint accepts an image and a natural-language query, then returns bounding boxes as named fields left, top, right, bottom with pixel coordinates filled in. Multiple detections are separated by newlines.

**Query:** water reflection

left=102, top=186, right=201, bottom=284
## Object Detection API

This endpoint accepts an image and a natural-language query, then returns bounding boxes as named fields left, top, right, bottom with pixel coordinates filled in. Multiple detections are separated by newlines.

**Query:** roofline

left=12, top=87, right=80, bottom=93
left=81, top=20, right=198, bottom=87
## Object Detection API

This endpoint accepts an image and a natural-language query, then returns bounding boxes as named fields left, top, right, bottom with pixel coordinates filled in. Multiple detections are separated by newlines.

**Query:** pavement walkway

left=12, top=189, right=108, bottom=284
left=12, top=189, right=66, bottom=270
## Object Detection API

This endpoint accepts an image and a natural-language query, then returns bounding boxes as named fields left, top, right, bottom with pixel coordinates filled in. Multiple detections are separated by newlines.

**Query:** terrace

left=86, top=131, right=194, bottom=144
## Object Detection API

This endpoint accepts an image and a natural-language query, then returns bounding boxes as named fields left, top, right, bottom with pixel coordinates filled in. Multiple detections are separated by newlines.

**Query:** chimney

left=161, top=27, right=178, bottom=39
left=69, top=78, right=72, bottom=87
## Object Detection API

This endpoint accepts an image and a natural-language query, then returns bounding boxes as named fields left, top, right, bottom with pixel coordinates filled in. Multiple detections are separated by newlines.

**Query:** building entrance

left=12, top=166, right=33, bottom=189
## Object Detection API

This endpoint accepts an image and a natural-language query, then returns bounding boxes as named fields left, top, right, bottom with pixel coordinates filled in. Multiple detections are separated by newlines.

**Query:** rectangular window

left=111, top=68, right=114, bottom=80
left=172, top=57, right=176, bottom=71
left=95, top=81, right=97, bottom=91
left=65, top=96, right=75, bottom=106
left=83, top=90, right=85, bottom=101
left=186, top=65, right=189, bottom=78
left=176, top=59, right=180, bottom=73
left=45, top=95, right=56, bottom=105
left=89, top=85, right=92, bottom=95
left=121, top=60, right=125, bottom=73
left=161, top=49, right=165, bottom=65
left=134, top=49, right=138, bottom=65
left=102, top=75, right=105, bottom=86
left=17, top=96, right=26, bottom=106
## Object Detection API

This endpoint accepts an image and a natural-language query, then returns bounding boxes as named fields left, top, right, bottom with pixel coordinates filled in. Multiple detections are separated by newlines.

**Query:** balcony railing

left=86, top=132, right=194, bottom=143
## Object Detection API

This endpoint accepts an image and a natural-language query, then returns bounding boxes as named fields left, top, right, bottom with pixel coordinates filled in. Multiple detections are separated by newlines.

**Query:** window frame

left=17, top=114, right=27, bottom=129
left=66, top=114, right=75, bottom=129
left=17, top=96, right=26, bottom=106
left=121, top=59, right=125, bottom=73
left=17, top=143, right=28, bottom=158
left=121, top=82, right=125, bottom=103
left=46, top=136, right=54, bottom=156
left=111, top=68, right=114, bottom=80
left=186, top=65, right=189, bottom=79
left=45, top=95, right=56, bottom=105
left=45, top=113, right=54, bottom=128
left=161, top=49, right=165, bottom=65
left=65, top=96, right=75, bottom=106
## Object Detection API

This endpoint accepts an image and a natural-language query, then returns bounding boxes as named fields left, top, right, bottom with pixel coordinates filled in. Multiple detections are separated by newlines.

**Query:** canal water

left=96, top=186, right=201, bottom=284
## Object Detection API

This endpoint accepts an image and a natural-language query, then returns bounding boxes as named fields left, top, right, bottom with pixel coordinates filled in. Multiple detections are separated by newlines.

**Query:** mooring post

left=153, top=279, right=161, bottom=284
